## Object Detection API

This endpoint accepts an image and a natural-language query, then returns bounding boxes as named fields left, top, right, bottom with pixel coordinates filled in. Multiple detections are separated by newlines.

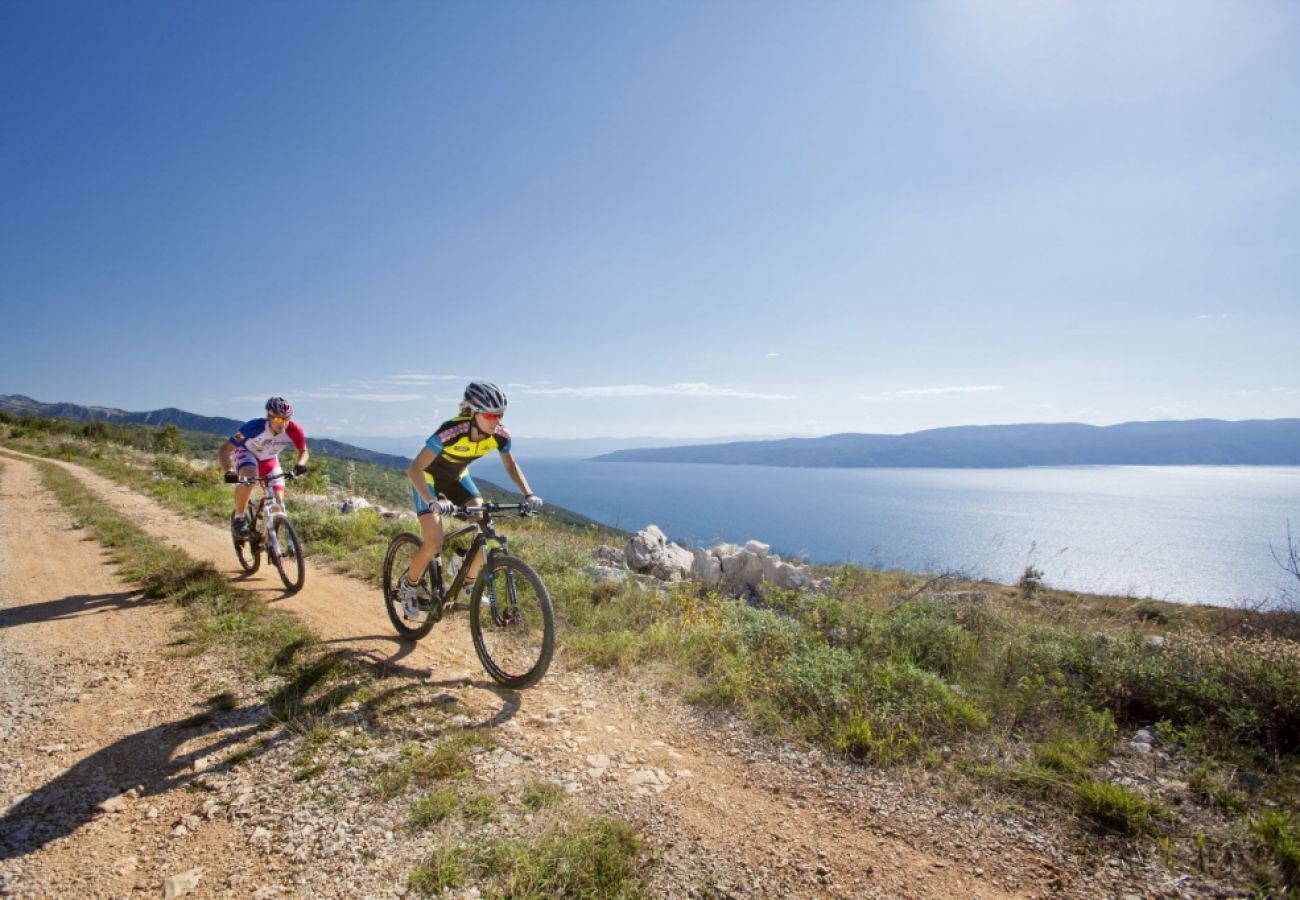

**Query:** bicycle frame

left=382, top=500, right=552, bottom=685
left=239, top=472, right=294, bottom=553
left=438, top=504, right=520, bottom=601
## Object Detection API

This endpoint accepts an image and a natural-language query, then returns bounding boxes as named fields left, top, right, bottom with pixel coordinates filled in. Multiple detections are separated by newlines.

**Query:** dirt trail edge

left=2, top=450, right=1127, bottom=898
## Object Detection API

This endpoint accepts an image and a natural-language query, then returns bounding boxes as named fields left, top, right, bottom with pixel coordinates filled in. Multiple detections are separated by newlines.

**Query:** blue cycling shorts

left=411, top=473, right=479, bottom=516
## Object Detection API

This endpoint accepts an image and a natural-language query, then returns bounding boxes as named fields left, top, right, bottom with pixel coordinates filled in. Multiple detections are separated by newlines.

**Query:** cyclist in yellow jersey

left=398, top=382, right=542, bottom=607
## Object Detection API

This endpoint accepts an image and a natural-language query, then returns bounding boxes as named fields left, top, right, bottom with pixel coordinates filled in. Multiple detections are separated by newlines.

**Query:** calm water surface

left=474, top=459, right=1300, bottom=606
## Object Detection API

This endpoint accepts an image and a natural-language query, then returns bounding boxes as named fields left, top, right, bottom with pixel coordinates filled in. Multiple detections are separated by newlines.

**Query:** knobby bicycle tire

left=269, top=515, right=305, bottom=594
left=382, top=532, right=438, bottom=640
left=469, top=555, right=555, bottom=689
left=233, top=499, right=263, bottom=575
left=233, top=529, right=260, bottom=575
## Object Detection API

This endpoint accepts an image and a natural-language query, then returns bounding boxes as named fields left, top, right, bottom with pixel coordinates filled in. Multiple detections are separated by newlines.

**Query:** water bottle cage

left=447, top=548, right=466, bottom=580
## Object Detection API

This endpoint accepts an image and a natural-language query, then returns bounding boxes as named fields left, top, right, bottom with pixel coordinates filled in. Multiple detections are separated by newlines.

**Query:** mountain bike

left=382, top=502, right=555, bottom=689
left=231, top=471, right=305, bottom=594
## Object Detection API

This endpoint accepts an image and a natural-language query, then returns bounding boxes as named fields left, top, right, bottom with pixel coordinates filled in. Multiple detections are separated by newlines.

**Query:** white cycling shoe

left=397, top=578, right=423, bottom=620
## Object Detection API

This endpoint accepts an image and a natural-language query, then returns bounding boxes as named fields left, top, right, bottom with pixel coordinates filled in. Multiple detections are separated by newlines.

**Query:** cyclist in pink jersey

left=219, top=396, right=310, bottom=538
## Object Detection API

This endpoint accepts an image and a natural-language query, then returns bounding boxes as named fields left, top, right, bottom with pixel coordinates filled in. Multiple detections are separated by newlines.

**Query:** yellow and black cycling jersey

left=420, top=415, right=512, bottom=497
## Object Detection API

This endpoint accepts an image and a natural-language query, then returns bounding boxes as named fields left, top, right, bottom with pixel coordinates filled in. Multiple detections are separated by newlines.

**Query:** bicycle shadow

left=357, top=679, right=523, bottom=733
left=313, top=635, right=525, bottom=728
left=318, top=634, right=433, bottom=679
left=0, top=589, right=151, bottom=631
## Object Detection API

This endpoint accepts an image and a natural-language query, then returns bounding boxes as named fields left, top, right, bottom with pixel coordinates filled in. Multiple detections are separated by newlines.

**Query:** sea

left=470, top=458, right=1300, bottom=607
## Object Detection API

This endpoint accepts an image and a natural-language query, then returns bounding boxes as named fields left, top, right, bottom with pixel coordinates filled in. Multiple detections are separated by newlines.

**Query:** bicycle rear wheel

left=268, top=515, right=305, bottom=594
left=382, top=532, right=439, bottom=640
left=233, top=500, right=262, bottom=575
left=233, top=520, right=260, bottom=576
left=469, top=555, right=554, bottom=689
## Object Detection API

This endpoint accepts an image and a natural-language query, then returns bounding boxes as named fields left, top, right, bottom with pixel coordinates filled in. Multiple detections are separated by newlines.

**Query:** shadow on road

left=0, top=590, right=151, bottom=631
left=0, top=657, right=523, bottom=861
left=0, top=698, right=268, bottom=861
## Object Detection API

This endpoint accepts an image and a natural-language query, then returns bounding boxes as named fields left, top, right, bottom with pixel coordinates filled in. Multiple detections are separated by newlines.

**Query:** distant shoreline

left=592, top=418, right=1300, bottom=469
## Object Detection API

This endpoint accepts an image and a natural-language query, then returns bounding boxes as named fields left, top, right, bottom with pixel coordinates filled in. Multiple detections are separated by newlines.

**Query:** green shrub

left=481, top=817, right=648, bottom=899
left=1019, top=566, right=1045, bottom=598
left=408, top=845, right=466, bottom=895
left=520, top=779, right=567, bottom=810
left=874, top=599, right=980, bottom=680
left=408, top=788, right=458, bottom=829
left=776, top=644, right=863, bottom=718
left=1252, top=810, right=1300, bottom=888
left=1074, top=778, right=1161, bottom=835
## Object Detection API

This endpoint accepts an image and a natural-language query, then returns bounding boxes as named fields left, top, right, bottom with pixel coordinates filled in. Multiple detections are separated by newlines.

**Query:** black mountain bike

left=382, top=502, right=555, bottom=689
left=231, top=471, right=305, bottom=594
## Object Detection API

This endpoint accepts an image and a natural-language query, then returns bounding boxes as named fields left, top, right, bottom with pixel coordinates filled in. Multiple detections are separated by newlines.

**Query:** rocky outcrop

left=338, top=495, right=403, bottom=520
left=625, top=525, right=695, bottom=582
left=693, top=539, right=815, bottom=596
left=592, top=527, right=822, bottom=598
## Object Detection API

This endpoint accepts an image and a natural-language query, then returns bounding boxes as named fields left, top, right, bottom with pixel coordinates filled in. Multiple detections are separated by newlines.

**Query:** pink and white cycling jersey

left=230, top=418, right=307, bottom=462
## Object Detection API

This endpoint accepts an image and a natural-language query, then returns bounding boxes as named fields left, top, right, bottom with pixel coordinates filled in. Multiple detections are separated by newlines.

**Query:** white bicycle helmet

left=463, top=381, right=508, bottom=414
left=265, top=396, right=294, bottom=418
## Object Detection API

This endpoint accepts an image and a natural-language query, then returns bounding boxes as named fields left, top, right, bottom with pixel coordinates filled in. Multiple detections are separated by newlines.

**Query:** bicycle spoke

left=470, top=556, right=554, bottom=689
left=269, top=517, right=305, bottom=593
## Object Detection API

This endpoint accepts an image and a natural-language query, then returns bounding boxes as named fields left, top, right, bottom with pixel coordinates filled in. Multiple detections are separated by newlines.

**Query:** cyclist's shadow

left=0, top=589, right=152, bottom=630
left=0, top=652, right=523, bottom=860
left=0, top=703, right=269, bottom=861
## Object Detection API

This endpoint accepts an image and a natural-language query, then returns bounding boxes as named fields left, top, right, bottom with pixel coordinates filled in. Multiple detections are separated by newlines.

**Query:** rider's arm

left=499, top=452, right=534, bottom=497
left=218, top=439, right=237, bottom=472
left=407, top=447, right=440, bottom=504
left=287, top=422, right=307, bottom=461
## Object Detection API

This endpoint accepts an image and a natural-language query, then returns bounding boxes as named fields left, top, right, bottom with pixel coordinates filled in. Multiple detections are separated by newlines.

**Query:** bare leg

left=404, top=512, right=445, bottom=586
left=462, top=500, right=486, bottom=581
left=234, top=464, right=257, bottom=516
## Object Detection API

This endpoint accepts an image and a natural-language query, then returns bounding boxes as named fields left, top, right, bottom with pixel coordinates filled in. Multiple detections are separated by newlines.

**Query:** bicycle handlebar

left=451, top=501, right=536, bottom=518
left=233, top=471, right=300, bottom=486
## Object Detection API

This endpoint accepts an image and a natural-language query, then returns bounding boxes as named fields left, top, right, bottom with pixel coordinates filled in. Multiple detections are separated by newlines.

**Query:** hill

left=0, top=396, right=615, bottom=533
left=593, top=418, right=1300, bottom=468
left=0, top=393, right=411, bottom=469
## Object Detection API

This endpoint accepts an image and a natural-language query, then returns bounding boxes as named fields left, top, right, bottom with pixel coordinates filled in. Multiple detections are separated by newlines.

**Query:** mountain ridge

left=591, top=418, right=1300, bottom=467
left=0, top=394, right=411, bottom=470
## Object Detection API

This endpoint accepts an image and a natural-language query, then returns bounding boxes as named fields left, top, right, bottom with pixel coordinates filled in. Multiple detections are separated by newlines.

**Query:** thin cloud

left=522, top=382, right=796, bottom=401
left=294, top=391, right=424, bottom=403
left=766, top=352, right=781, bottom=358
left=386, top=372, right=462, bottom=385
left=862, top=385, right=1003, bottom=400
left=263, top=373, right=463, bottom=403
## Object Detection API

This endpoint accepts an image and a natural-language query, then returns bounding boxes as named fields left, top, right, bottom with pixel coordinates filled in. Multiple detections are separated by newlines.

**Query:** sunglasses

left=268, top=414, right=288, bottom=424
left=477, top=411, right=503, bottom=421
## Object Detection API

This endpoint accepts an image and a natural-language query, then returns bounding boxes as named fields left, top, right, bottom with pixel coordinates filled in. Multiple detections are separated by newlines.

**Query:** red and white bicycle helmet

left=265, top=396, right=294, bottom=418
left=463, top=381, right=507, bottom=414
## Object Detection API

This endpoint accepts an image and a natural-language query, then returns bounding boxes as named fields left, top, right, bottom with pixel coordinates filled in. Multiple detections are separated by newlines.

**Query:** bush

left=1074, top=778, right=1161, bottom=835
left=1019, top=566, right=1045, bottom=598
left=1252, top=810, right=1300, bottom=889
left=481, top=818, right=647, bottom=899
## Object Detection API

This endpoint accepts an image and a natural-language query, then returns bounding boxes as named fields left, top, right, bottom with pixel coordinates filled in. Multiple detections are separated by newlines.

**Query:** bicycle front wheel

left=383, top=532, right=439, bottom=640
left=268, top=516, right=305, bottom=594
left=469, top=555, right=554, bottom=689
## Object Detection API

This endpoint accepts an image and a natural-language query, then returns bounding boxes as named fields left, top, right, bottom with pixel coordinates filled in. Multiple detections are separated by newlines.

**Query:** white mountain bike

left=231, top=471, right=305, bottom=594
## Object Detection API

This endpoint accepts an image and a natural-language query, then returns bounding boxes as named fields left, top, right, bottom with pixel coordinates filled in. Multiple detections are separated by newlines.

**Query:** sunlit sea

left=471, top=459, right=1300, bottom=607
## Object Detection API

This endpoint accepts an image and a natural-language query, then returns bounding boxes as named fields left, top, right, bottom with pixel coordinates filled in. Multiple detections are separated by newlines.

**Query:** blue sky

left=2, top=1, right=1297, bottom=447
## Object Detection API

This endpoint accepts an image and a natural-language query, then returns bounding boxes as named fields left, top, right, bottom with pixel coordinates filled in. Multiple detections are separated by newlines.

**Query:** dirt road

left=1, top=450, right=1118, bottom=897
